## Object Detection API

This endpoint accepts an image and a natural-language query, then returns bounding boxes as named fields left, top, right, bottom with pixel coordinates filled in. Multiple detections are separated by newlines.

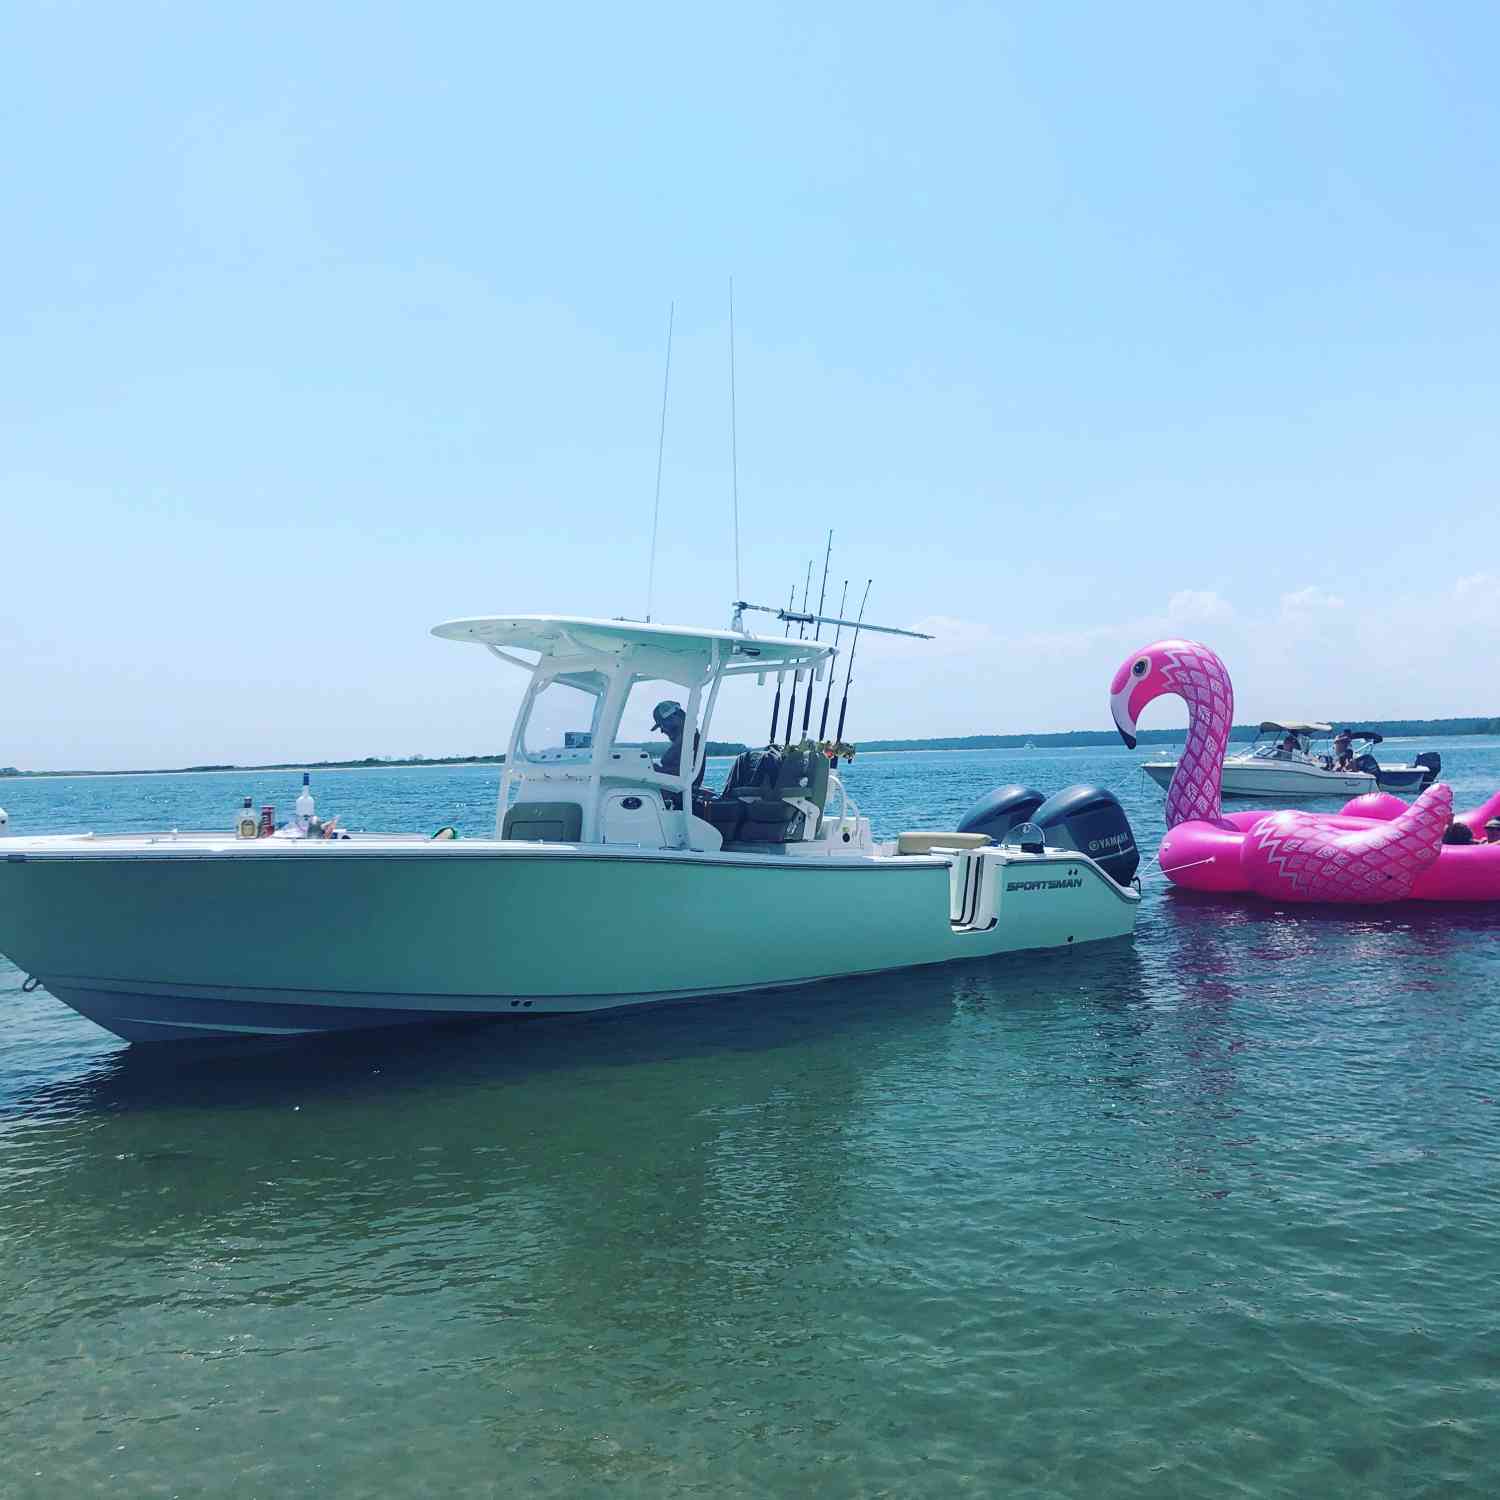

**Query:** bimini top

left=431, top=614, right=834, bottom=671
left=1257, top=720, right=1333, bottom=735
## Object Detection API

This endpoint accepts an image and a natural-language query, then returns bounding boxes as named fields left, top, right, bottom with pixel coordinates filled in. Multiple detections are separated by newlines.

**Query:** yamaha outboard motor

left=957, top=784, right=1046, bottom=843
left=1353, top=752, right=1381, bottom=776
left=1416, top=751, right=1442, bottom=789
left=1031, top=784, right=1139, bottom=887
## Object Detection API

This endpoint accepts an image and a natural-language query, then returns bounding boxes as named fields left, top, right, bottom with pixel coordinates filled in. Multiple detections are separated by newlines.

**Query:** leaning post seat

left=738, top=745, right=831, bottom=844
left=705, top=798, right=748, bottom=842
left=502, top=801, right=583, bottom=843
left=705, top=747, right=784, bottom=843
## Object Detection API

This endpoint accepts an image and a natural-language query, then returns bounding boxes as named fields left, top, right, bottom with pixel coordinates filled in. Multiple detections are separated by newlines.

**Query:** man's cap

left=652, top=700, right=685, bottom=729
left=1486, top=818, right=1500, bottom=831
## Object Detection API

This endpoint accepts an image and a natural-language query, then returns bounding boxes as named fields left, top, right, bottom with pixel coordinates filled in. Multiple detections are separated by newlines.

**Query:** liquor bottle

left=236, top=797, right=258, bottom=838
left=295, top=773, right=315, bottom=833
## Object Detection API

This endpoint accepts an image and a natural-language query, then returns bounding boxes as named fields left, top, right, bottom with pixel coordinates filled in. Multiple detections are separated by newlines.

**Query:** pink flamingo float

left=1110, top=639, right=1500, bottom=903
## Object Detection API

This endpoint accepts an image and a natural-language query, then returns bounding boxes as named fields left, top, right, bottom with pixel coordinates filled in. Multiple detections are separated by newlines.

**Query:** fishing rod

left=782, top=560, right=814, bottom=745
left=800, top=530, right=833, bottom=739
left=766, top=583, right=796, bottom=743
left=833, top=579, right=873, bottom=747
left=818, top=578, right=849, bottom=741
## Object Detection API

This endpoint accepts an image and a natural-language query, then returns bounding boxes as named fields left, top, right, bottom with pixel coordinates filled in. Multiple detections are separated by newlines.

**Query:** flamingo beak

left=1109, top=684, right=1138, bottom=749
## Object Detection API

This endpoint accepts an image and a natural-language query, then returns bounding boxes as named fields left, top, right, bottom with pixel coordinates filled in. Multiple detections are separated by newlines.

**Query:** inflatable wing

left=1239, top=783, right=1450, bottom=903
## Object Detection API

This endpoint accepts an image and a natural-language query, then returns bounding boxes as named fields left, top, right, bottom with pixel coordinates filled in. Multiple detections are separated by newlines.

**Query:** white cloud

left=1454, top=573, right=1500, bottom=617
left=1167, top=589, right=1234, bottom=623
left=1279, top=584, right=1346, bottom=619
left=775, top=576, right=1499, bottom=743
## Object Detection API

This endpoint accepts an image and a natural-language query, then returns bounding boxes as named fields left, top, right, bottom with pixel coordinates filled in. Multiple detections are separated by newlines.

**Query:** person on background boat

left=1277, top=731, right=1299, bottom=758
left=652, top=700, right=705, bottom=808
left=1333, top=728, right=1354, bottom=769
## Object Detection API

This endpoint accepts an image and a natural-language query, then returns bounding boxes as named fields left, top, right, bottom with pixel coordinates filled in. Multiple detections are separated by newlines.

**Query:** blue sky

left=3, top=2, right=1498, bottom=767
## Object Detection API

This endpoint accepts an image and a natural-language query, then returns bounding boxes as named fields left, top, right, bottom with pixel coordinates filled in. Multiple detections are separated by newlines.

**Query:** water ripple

left=3, top=748, right=1500, bottom=1495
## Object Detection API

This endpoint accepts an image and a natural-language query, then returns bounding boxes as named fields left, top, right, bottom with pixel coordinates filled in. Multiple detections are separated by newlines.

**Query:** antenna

left=801, top=529, right=833, bottom=737
left=646, top=301, right=674, bottom=622
left=783, top=559, right=814, bottom=744
left=818, top=578, right=849, bottom=739
left=834, top=579, right=873, bottom=745
left=728, top=279, right=742, bottom=600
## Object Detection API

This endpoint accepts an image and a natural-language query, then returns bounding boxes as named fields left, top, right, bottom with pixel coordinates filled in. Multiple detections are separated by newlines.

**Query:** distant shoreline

left=4, top=717, right=1497, bottom=780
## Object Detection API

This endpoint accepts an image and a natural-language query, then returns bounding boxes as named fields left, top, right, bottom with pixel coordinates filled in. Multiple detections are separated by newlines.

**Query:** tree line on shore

left=4, top=718, right=1497, bottom=778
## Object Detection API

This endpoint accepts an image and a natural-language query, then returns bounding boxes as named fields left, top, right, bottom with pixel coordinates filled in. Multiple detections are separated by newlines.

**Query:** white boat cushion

left=896, top=831, right=993, bottom=855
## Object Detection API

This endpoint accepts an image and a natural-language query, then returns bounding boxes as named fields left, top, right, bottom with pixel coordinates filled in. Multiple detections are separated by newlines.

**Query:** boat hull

left=1373, top=767, right=1428, bottom=793
left=0, top=838, right=1138, bottom=1041
left=1141, top=760, right=1374, bottom=800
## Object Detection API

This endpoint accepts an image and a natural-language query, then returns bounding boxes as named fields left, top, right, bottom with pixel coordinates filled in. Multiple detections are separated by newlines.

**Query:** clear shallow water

left=2, top=746, right=1498, bottom=1498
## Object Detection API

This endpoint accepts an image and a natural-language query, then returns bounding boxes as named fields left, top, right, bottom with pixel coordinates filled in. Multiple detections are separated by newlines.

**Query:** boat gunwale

left=2, top=836, right=1143, bottom=903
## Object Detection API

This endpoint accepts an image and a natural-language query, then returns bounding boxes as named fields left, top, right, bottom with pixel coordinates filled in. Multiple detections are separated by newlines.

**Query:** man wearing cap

left=651, top=700, right=705, bottom=801
left=1486, top=818, right=1500, bottom=844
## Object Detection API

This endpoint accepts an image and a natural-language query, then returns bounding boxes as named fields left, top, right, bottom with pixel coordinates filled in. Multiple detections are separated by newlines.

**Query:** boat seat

left=896, top=831, right=993, bottom=855
left=736, top=746, right=830, bottom=843
left=502, top=801, right=583, bottom=843
left=705, top=798, right=749, bottom=842
left=706, top=748, right=781, bottom=843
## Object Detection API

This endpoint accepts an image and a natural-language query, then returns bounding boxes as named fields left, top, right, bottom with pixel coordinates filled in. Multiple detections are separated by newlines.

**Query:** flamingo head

left=1109, top=639, right=1219, bottom=749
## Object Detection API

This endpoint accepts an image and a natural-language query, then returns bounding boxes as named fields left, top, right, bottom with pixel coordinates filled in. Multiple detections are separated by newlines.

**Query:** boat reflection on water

left=5, top=909, right=1497, bottom=1495
left=7, top=938, right=1147, bottom=1125
left=1150, top=885, right=1500, bottom=1013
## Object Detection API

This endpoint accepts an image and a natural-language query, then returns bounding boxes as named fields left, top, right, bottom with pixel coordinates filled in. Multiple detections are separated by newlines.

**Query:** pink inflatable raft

left=1109, top=639, right=1500, bottom=903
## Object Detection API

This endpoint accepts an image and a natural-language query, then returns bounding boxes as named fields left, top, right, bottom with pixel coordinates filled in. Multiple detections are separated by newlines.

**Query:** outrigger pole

left=732, top=565, right=930, bottom=751
left=834, top=579, right=874, bottom=746
left=645, top=301, right=674, bottom=622
left=731, top=596, right=931, bottom=642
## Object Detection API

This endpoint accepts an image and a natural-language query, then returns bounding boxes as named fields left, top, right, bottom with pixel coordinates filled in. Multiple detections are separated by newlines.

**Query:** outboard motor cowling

left=957, top=784, right=1046, bottom=843
left=1031, top=783, right=1139, bottom=886
left=1416, top=751, right=1441, bottom=788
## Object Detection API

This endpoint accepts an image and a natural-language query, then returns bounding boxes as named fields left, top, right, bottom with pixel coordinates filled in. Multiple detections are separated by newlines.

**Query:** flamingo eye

left=1131, top=658, right=1149, bottom=678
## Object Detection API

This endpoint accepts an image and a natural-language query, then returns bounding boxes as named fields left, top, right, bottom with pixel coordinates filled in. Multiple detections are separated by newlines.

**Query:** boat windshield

left=517, top=674, right=608, bottom=759
left=1246, top=731, right=1314, bottom=761
left=603, top=677, right=705, bottom=767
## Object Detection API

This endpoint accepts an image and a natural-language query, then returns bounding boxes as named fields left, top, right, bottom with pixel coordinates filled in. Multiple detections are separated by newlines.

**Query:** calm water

left=3, top=746, right=1499, bottom=1497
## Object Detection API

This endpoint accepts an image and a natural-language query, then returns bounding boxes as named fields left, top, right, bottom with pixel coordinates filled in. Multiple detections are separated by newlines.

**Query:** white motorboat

left=1142, top=721, right=1441, bottom=802
left=1141, top=719, right=1442, bottom=801
left=1338, top=731, right=1442, bottom=795
left=0, top=613, right=1141, bottom=1043
left=1142, top=720, right=1375, bottom=800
